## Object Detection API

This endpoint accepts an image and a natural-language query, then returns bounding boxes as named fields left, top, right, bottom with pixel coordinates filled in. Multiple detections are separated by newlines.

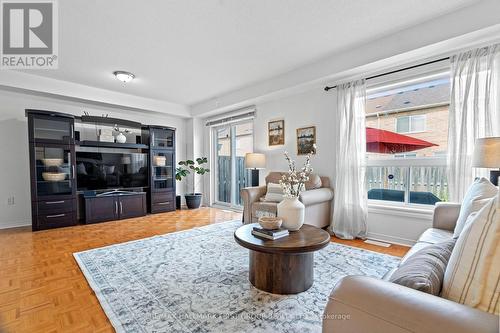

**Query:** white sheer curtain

left=331, top=79, right=368, bottom=239
left=448, top=44, right=500, bottom=202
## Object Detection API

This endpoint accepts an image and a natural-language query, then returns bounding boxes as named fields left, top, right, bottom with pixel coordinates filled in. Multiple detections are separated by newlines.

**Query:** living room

left=0, top=1, right=499, bottom=332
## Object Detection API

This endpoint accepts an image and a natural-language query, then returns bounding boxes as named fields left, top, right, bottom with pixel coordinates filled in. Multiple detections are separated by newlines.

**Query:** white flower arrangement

left=279, top=144, right=316, bottom=198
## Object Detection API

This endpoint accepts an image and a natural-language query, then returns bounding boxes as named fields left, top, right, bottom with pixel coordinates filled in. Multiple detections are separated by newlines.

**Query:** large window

left=365, top=72, right=450, bottom=206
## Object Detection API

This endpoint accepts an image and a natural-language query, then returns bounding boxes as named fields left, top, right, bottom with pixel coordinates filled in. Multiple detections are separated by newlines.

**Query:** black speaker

left=136, top=135, right=141, bottom=144
left=74, top=131, right=80, bottom=141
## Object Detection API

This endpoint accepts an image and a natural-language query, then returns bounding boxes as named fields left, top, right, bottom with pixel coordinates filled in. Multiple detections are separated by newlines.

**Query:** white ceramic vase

left=116, top=132, right=127, bottom=143
left=277, top=197, right=305, bottom=231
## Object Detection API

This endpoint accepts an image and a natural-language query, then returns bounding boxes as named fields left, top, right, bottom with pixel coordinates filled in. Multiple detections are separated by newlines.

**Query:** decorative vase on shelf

left=277, top=197, right=305, bottom=231
left=115, top=132, right=127, bottom=143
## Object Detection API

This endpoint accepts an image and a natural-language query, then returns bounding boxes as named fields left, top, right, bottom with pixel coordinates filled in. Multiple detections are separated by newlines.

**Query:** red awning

left=366, top=127, right=437, bottom=154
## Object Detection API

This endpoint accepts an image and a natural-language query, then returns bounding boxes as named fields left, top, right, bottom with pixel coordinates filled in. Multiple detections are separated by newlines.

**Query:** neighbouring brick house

left=364, top=79, right=450, bottom=203
left=365, top=81, right=450, bottom=158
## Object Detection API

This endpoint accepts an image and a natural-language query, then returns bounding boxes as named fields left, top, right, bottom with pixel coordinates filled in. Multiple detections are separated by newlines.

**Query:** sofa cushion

left=418, top=228, right=454, bottom=244
left=399, top=242, right=432, bottom=265
left=265, top=172, right=322, bottom=190
left=251, top=201, right=277, bottom=222
left=442, top=194, right=499, bottom=314
left=453, top=177, right=498, bottom=238
left=388, top=240, right=455, bottom=295
left=304, top=173, right=322, bottom=190
left=263, top=183, right=284, bottom=202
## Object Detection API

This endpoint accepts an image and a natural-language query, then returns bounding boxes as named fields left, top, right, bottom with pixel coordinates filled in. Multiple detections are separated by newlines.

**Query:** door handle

left=46, top=213, right=65, bottom=218
left=120, top=201, right=123, bottom=214
left=115, top=201, right=118, bottom=215
left=45, top=200, right=64, bottom=204
left=157, top=201, right=170, bottom=205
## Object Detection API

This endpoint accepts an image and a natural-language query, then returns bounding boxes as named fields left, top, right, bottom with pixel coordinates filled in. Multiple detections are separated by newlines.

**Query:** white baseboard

left=0, top=219, right=31, bottom=230
left=366, top=231, right=416, bottom=247
left=364, top=239, right=391, bottom=247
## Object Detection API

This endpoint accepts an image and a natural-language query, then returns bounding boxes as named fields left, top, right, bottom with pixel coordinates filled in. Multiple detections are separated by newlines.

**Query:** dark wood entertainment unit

left=84, top=192, right=147, bottom=224
left=26, top=109, right=176, bottom=230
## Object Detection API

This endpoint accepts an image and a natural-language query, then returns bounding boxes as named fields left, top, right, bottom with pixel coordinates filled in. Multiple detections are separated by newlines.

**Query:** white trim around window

left=365, top=156, right=447, bottom=167
left=395, top=114, right=427, bottom=134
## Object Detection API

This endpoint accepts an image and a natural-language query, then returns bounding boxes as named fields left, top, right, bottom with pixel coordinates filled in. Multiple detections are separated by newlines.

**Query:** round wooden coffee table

left=234, top=223, right=330, bottom=294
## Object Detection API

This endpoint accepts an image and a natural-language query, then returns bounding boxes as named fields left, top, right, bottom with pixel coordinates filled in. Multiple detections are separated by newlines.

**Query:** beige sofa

left=322, top=202, right=499, bottom=333
left=240, top=172, right=334, bottom=228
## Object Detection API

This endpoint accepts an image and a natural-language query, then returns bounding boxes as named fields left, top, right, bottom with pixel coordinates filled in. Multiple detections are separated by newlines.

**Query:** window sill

left=368, top=202, right=434, bottom=219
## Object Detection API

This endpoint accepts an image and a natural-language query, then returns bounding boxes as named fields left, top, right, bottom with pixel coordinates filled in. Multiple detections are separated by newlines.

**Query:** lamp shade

left=472, top=137, right=500, bottom=168
left=245, top=153, right=266, bottom=169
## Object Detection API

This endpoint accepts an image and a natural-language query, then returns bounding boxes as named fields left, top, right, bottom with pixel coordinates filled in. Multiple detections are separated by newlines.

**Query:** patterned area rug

left=74, top=220, right=400, bottom=333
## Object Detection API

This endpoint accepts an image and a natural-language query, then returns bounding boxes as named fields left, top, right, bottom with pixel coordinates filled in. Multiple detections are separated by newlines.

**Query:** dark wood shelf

left=26, top=110, right=77, bottom=231
left=37, top=180, right=71, bottom=183
left=79, top=115, right=142, bottom=128
left=76, top=140, right=149, bottom=149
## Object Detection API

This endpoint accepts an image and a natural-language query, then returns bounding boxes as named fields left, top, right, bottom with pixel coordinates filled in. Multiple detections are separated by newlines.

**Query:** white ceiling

left=23, top=0, right=477, bottom=106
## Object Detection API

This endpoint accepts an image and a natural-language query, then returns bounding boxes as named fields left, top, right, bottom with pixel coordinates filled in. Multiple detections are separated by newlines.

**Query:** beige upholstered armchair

left=240, top=172, right=334, bottom=228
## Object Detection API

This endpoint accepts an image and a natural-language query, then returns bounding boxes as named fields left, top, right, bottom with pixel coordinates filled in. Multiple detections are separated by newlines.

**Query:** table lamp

left=472, top=137, right=500, bottom=186
left=245, top=153, right=266, bottom=186
left=121, top=155, right=132, bottom=174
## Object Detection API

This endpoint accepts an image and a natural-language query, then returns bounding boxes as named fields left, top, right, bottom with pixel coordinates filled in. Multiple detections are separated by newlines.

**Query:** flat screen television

left=76, top=151, right=148, bottom=190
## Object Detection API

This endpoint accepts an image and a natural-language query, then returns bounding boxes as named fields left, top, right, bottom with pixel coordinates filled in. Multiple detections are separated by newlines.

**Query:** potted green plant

left=176, top=157, right=210, bottom=209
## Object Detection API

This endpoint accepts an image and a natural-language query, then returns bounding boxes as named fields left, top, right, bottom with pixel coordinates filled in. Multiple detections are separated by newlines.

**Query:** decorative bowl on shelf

left=42, top=158, right=63, bottom=167
left=42, top=172, right=66, bottom=181
left=258, top=217, right=283, bottom=230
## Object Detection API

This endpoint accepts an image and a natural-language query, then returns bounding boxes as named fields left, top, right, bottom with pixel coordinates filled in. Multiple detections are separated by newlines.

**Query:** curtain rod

left=323, top=57, right=450, bottom=91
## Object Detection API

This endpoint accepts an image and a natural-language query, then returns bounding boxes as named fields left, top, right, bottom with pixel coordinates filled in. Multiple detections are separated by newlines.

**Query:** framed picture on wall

left=296, top=126, right=316, bottom=155
left=268, top=119, right=285, bottom=146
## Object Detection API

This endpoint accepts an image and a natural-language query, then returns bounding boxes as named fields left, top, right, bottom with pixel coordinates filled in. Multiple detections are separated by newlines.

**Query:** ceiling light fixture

left=113, top=71, right=135, bottom=83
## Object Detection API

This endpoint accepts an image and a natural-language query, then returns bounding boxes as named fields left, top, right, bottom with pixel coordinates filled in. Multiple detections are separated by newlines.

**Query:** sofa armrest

left=299, top=188, right=334, bottom=206
left=240, top=186, right=267, bottom=223
left=323, top=276, right=498, bottom=333
left=432, top=202, right=461, bottom=231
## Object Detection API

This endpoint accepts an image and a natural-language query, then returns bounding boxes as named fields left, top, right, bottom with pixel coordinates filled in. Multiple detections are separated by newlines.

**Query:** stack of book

left=251, top=227, right=289, bottom=240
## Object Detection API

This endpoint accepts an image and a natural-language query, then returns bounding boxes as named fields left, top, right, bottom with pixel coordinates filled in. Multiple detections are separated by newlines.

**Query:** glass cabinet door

left=34, top=145, right=74, bottom=197
left=32, top=116, right=73, bottom=143
left=151, top=129, right=174, bottom=149
left=151, top=151, right=174, bottom=191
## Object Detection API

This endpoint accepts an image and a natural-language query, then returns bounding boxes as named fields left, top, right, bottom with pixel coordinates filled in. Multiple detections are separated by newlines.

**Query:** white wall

left=367, top=207, right=433, bottom=246
left=0, top=89, right=187, bottom=229
left=183, top=118, right=206, bottom=203
left=253, top=88, right=337, bottom=184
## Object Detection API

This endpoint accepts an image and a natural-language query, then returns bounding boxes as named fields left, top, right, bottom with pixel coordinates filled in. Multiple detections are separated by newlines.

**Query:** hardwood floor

left=0, top=208, right=408, bottom=332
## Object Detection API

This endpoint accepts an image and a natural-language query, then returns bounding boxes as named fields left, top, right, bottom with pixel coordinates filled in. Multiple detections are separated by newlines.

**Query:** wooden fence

left=217, top=156, right=251, bottom=205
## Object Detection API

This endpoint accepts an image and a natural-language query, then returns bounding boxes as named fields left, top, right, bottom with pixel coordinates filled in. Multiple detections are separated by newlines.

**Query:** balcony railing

left=365, top=157, right=448, bottom=205
left=217, top=156, right=251, bottom=205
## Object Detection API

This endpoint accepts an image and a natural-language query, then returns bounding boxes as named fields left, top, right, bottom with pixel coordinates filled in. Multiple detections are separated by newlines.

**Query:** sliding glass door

left=213, top=121, right=253, bottom=208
